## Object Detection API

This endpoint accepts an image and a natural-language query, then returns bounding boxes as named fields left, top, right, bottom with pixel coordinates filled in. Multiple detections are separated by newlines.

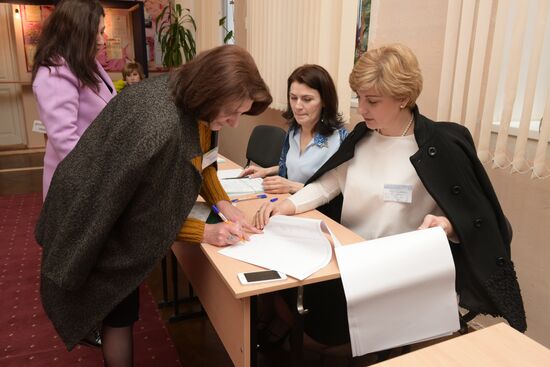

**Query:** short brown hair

left=169, top=45, right=272, bottom=121
left=122, top=61, right=145, bottom=80
left=349, top=44, right=423, bottom=108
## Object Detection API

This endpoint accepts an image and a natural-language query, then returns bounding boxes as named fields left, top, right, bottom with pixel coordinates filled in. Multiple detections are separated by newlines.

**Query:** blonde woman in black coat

left=255, top=44, right=526, bottom=347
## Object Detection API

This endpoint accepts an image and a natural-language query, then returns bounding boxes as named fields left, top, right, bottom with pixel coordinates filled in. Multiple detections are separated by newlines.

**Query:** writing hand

left=203, top=222, right=243, bottom=247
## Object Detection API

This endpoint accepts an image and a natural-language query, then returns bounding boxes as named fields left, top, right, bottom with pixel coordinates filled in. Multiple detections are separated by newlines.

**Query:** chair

left=245, top=125, right=287, bottom=168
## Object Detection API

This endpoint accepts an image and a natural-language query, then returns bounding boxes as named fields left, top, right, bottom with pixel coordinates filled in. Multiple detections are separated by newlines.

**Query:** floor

left=146, top=260, right=461, bottom=366
left=145, top=263, right=389, bottom=367
left=2, top=149, right=463, bottom=366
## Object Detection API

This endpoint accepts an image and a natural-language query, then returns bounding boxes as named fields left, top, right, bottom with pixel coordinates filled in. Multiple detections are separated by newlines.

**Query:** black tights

left=102, top=325, right=133, bottom=367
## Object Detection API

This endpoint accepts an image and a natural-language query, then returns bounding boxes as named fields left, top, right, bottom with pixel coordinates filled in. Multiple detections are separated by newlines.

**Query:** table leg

left=250, top=296, right=258, bottom=367
left=290, top=287, right=306, bottom=366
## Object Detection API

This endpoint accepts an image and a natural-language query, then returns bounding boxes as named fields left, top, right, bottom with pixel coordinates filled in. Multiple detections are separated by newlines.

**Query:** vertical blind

left=246, top=0, right=357, bottom=122
left=438, top=0, right=550, bottom=179
left=195, top=0, right=223, bottom=52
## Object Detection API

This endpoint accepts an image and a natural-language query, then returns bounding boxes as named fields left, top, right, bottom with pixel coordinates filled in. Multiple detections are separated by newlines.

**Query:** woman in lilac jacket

left=32, top=0, right=115, bottom=201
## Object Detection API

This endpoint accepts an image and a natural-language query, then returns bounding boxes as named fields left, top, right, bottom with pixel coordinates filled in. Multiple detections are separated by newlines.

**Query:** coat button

left=473, top=218, right=483, bottom=228
left=452, top=185, right=462, bottom=194
left=496, top=257, right=506, bottom=267
left=428, top=146, right=437, bottom=156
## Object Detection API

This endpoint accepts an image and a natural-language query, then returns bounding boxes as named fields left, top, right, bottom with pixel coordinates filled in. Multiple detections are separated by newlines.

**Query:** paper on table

left=335, top=227, right=460, bottom=356
left=218, top=215, right=334, bottom=280
left=220, top=177, right=264, bottom=196
left=217, top=169, right=243, bottom=180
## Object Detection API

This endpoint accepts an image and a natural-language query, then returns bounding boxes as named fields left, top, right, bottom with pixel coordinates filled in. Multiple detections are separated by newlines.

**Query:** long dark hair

left=282, top=64, right=344, bottom=136
left=31, top=0, right=104, bottom=91
left=169, top=45, right=272, bottom=122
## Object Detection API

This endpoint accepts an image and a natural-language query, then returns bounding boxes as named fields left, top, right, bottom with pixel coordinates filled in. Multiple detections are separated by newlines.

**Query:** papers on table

left=219, top=215, right=335, bottom=280
left=220, top=177, right=264, bottom=196
left=220, top=177, right=264, bottom=195
left=335, top=227, right=460, bottom=356
left=217, top=169, right=243, bottom=180
left=217, top=169, right=264, bottom=196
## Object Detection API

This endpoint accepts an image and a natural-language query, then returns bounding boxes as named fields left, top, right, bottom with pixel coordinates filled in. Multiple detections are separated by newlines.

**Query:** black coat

left=307, top=106, right=526, bottom=332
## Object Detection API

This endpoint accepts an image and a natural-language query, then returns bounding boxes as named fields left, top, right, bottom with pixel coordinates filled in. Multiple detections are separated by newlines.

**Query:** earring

left=400, top=105, right=405, bottom=109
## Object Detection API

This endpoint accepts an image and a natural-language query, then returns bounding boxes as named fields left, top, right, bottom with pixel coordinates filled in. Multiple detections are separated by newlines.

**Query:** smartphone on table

left=237, top=270, right=287, bottom=285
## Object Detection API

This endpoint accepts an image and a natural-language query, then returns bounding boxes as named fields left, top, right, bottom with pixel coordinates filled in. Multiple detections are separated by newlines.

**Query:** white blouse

left=289, top=131, right=443, bottom=240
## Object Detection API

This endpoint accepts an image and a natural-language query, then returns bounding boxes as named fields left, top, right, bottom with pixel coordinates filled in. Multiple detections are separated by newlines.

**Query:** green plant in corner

left=156, top=4, right=196, bottom=67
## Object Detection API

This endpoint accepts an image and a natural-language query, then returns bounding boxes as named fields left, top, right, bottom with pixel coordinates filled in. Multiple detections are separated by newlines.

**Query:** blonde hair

left=349, top=44, right=423, bottom=108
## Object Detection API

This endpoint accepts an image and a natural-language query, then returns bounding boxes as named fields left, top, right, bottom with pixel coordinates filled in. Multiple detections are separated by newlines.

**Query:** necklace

left=401, top=115, right=414, bottom=136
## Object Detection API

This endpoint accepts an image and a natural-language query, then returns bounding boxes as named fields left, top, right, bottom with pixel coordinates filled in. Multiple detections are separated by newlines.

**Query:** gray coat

left=35, top=75, right=203, bottom=349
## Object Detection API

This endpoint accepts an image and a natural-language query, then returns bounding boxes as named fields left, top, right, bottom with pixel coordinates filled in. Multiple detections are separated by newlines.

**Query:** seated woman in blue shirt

left=241, top=64, right=348, bottom=196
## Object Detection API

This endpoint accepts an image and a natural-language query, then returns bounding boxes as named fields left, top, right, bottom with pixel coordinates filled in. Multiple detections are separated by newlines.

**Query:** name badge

left=202, top=146, right=218, bottom=169
left=383, top=184, right=413, bottom=203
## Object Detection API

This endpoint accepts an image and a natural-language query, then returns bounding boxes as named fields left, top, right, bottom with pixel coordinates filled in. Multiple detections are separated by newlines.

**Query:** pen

left=221, top=176, right=249, bottom=180
left=212, top=204, right=230, bottom=222
left=211, top=204, right=244, bottom=242
left=270, top=198, right=279, bottom=203
left=231, top=194, right=268, bottom=203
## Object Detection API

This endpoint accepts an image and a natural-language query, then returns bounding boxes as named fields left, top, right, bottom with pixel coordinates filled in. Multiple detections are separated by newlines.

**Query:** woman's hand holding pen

left=203, top=222, right=244, bottom=247
left=253, top=199, right=297, bottom=230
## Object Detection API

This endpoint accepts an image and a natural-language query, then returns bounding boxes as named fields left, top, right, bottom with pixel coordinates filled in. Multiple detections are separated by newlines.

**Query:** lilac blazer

left=33, top=59, right=115, bottom=200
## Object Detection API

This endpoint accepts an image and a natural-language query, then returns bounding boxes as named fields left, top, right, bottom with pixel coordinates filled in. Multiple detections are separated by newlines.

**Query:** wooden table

left=373, top=323, right=550, bottom=367
left=171, top=157, right=363, bottom=367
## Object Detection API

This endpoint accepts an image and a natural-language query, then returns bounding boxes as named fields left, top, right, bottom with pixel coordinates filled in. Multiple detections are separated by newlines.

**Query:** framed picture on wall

left=139, top=0, right=170, bottom=72
left=14, top=0, right=148, bottom=76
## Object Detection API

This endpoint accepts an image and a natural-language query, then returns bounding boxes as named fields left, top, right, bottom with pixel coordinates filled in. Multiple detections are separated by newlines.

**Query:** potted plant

left=156, top=3, right=197, bottom=67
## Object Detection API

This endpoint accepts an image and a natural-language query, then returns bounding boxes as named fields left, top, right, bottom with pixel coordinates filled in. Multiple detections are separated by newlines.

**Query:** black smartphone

left=237, top=270, right=287, bottom=285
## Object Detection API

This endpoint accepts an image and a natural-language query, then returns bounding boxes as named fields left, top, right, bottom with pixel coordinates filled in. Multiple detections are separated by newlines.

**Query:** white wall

left=368, top=0, right=448, bottom=119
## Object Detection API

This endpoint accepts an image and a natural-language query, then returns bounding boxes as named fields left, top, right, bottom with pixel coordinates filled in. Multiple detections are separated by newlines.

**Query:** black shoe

left=79, top=329, right=102, bottom=348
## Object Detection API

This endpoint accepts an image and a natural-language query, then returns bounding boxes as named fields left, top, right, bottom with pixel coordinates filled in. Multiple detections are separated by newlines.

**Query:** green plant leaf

left=155, top=4, right=196, bottom=67
left=223, top=31, right=233, bottom=44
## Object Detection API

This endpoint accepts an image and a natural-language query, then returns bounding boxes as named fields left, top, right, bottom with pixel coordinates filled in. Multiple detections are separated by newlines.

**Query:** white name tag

left=202, top=146, right=218, bottom=169
left=383, top=184, right=413, bottom=203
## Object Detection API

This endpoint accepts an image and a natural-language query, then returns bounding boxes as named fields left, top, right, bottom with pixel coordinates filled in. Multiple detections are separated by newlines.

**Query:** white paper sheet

left=217, top=169, right=243, bottom=180
left=220, top=177, right=264, bottom=196
left=335, top=227, right=460, bottom=356
left=219, top=215, right=334, bottom=280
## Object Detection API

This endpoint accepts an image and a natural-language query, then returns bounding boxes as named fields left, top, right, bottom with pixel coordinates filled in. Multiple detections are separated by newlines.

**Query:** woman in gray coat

left=35, top=45, right=272, bottom=366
